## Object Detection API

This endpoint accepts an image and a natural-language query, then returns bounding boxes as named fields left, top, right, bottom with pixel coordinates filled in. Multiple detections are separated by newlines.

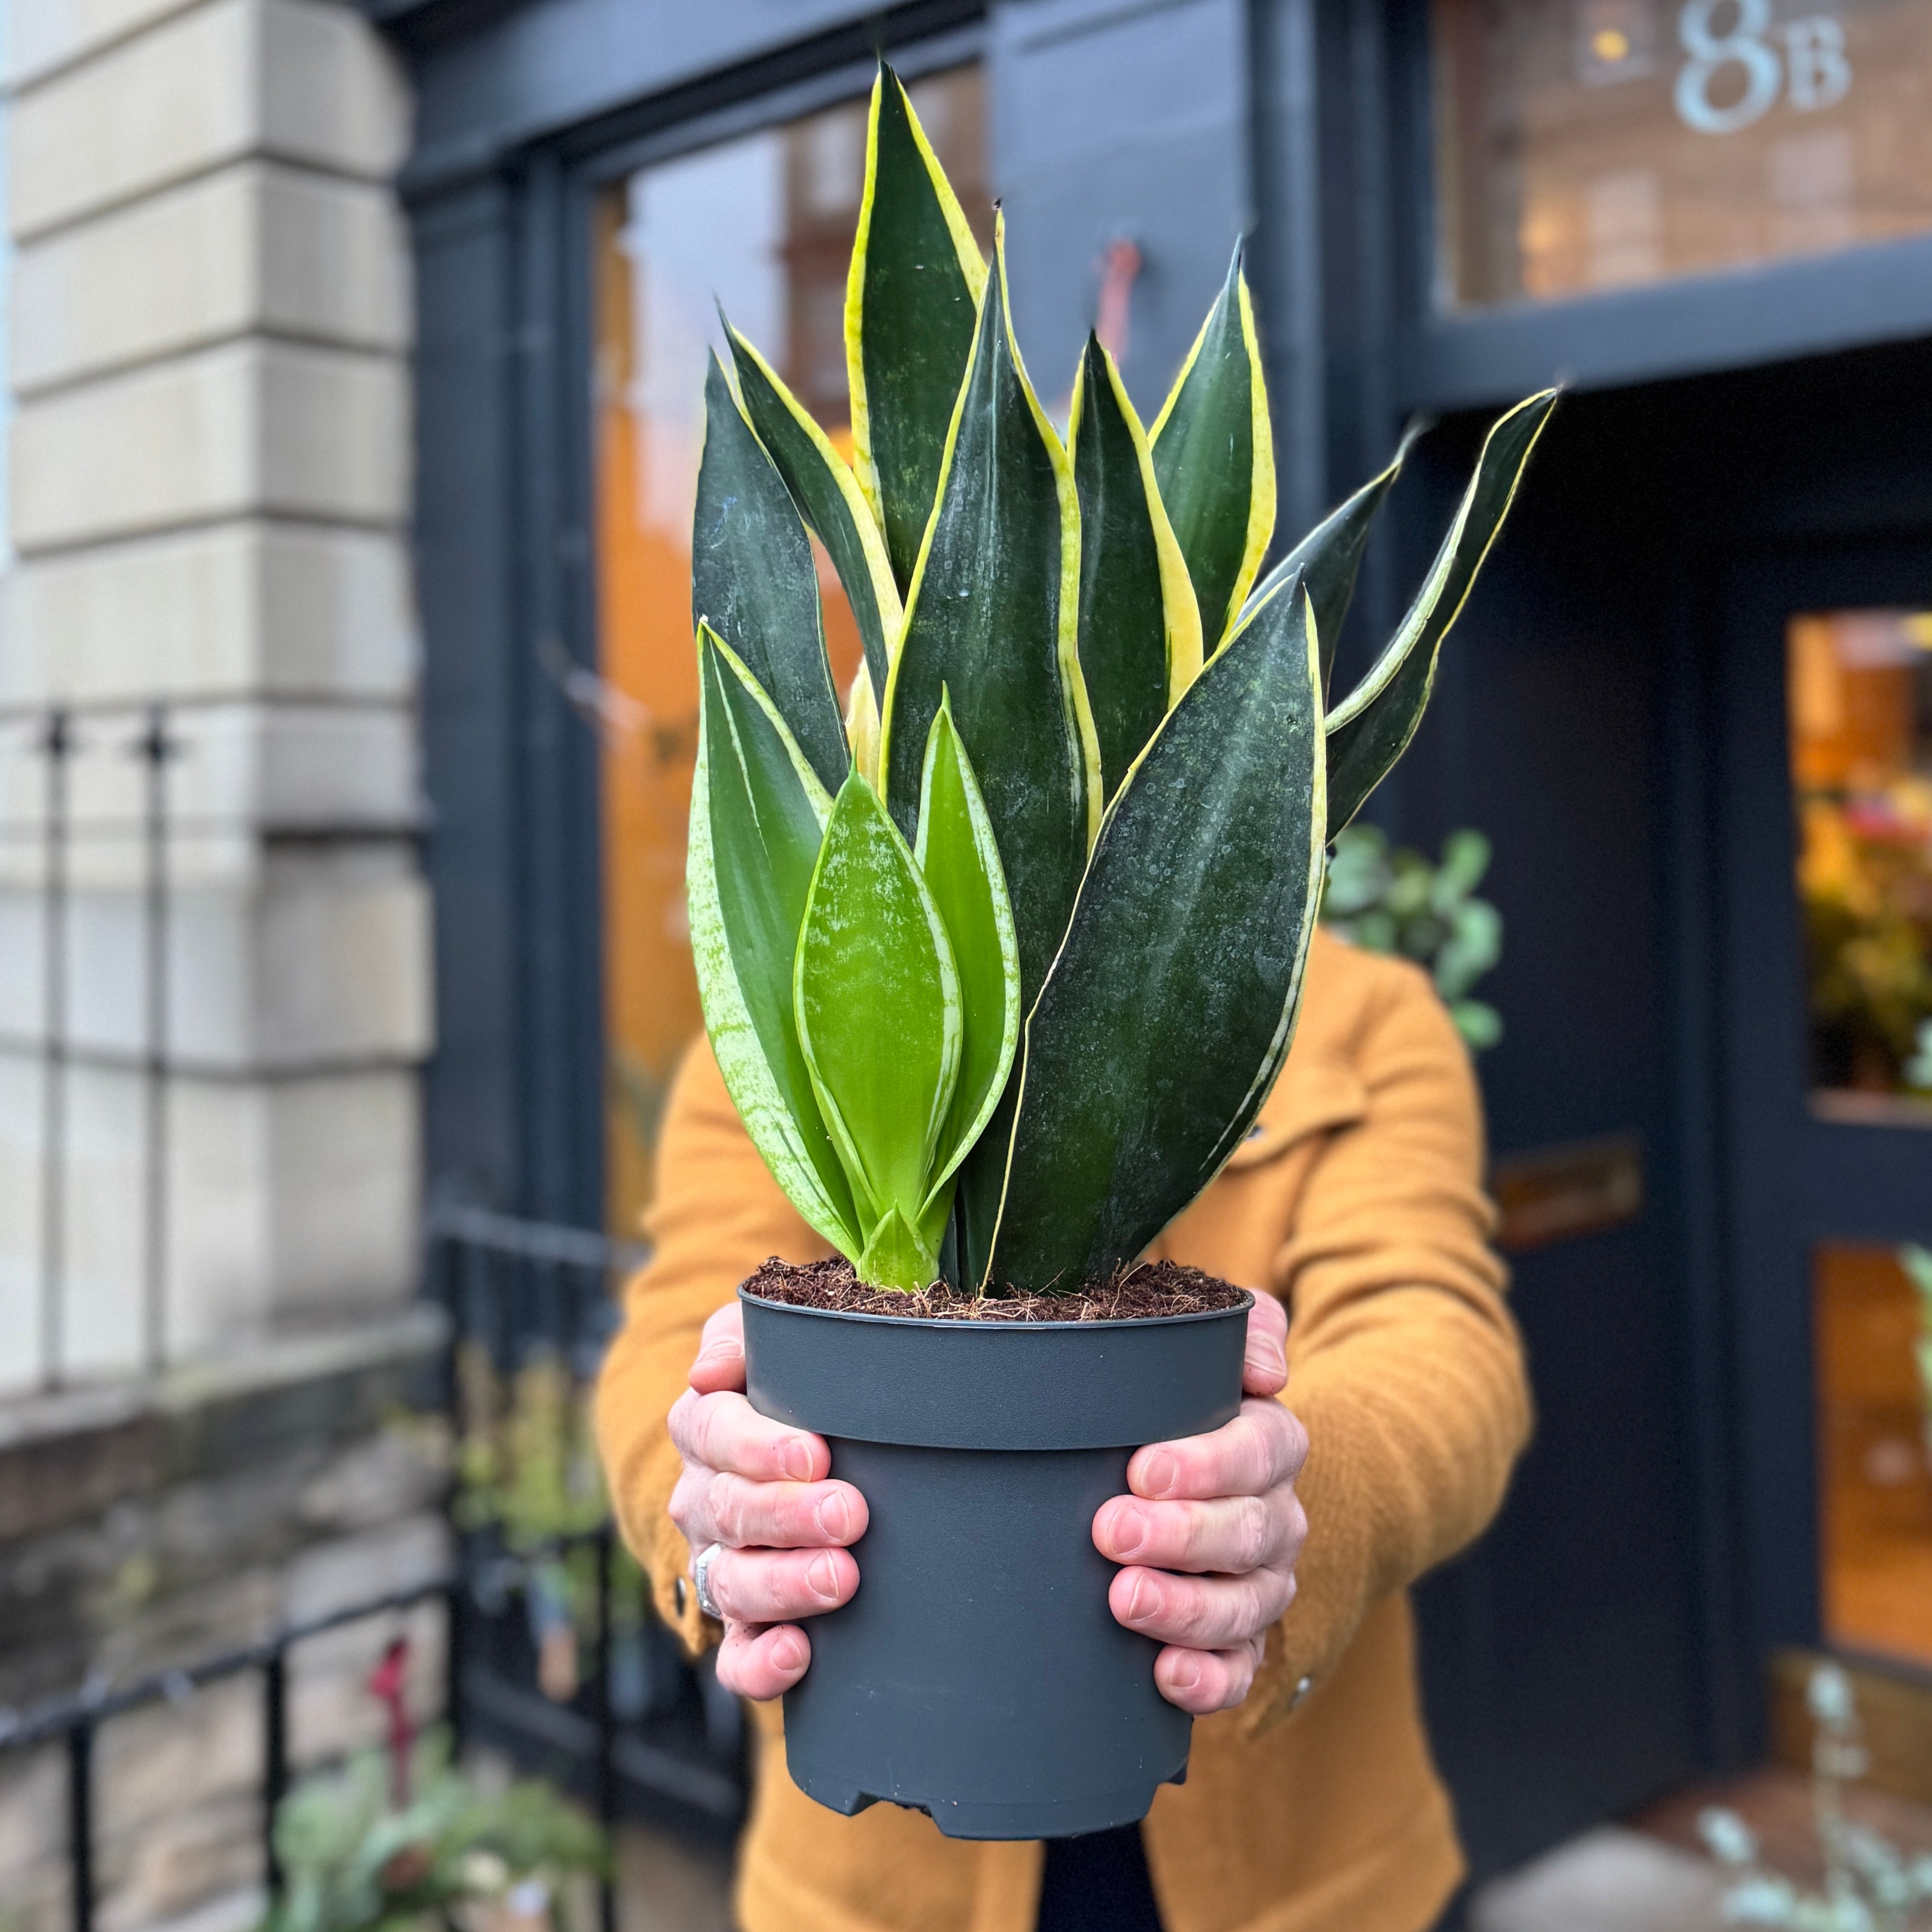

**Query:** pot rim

left=738, top=1284, right=1255, bottom=1334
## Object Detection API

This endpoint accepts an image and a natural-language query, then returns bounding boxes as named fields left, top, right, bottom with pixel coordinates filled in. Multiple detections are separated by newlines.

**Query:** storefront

left=371, top=0, right=1932, bottom=1879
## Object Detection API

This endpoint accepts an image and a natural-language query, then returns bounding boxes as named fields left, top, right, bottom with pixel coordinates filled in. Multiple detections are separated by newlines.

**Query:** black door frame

left=1714, top=539, right=1932, bottom=1668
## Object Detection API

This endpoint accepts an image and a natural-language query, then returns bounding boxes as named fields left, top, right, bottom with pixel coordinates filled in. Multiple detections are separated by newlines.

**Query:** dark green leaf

left=914, top=695, right=1021, bottom=1200
left=794, top=771, right=960, bottom=1290
left=1326, top=390, right=1558, bottom=839
left=725, top=319, right=901, bottom=703
left=848, top=64, right=988, bottom=592
left=1150, top=246, right=1275, bottom=649
left=688, top=629, right=856, bottom=1253
left=692, top=354, right=848, bottom=793
left=1070, top=334, right=1204, bottom=797
left=1243, top=420, right=1423, bottom=692
left=985, top=577, right=1325, bottom=1294
left=880, top=216, right=1098, bottom=1011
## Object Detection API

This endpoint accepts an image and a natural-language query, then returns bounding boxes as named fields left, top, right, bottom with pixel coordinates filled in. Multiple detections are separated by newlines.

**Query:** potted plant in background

left=679, top=61, right=1554, bottom=1839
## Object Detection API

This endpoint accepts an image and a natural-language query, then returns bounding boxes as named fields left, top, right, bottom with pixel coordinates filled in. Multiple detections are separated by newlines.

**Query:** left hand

left=1091, top=1292, right=1307, bottom=1714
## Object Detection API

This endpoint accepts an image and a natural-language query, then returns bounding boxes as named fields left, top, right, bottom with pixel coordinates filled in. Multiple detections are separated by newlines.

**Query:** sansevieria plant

left=689, top=64, right=1554, bottom=1297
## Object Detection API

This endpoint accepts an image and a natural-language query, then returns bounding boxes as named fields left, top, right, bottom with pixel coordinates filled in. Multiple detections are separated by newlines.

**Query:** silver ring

left=692, top=1541, right=724, bottom=1621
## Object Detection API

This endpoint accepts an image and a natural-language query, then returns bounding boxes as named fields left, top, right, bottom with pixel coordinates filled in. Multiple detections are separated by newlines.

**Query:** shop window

left=590, top=68, right=990, bottom=1235
left=1814, top=1242, right=1932, bottom=1671
left=1431, top=0, right=1932, bottom=309
left=1787, top=609, right=1932, bottom=1122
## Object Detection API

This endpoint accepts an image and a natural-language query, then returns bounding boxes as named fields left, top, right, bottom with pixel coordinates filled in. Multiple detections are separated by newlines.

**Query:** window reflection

left=1787, top=609, right=1932, bottom=1120
left=1432, top=0, right=1932, bottom=310
left=1815, top=1242, right=1932, bottom=1671
left=590, top=69, right=989, bottom=1234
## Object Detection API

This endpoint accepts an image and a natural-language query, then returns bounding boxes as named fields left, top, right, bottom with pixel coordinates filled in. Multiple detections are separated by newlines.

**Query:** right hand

left=667, top=1302, right=868, bottom=1699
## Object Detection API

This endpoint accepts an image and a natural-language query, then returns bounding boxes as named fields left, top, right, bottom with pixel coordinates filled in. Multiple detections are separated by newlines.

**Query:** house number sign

left=1674, top=0, right=1852, bottom=134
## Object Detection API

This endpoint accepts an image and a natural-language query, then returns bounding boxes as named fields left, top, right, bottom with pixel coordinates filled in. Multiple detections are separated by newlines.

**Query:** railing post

left=137, top=706, right=175, bottom=1377
left=594, top=1525, right=619, bottom=1932
left=262, top=1647, right=289, bottom=1896
left=67, top=1721, right=94, bottom=1932
left=40, top=710, right=71, bottom=1392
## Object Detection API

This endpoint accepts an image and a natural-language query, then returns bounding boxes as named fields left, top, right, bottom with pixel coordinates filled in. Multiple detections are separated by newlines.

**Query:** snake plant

left=688, top=64, right=1555, bottom=1295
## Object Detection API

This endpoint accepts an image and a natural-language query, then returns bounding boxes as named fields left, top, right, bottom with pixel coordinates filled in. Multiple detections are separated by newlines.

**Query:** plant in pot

left=684, top=63, right=1554, bottom=1840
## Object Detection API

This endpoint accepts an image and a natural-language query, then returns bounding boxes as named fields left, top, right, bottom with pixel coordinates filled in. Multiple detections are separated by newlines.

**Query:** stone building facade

left=0, top=5, right=445, bottom=1927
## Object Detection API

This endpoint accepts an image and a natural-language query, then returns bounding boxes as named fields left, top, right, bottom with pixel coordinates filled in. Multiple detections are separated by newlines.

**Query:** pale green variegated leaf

left=688, top=628, right=856, bottom=1255
left=1069, top=333, right=1204, bottom=797
left=847, top=64, right=988, bottom=592
left=880, top=213, right=1099, bottom=1004
left=1242, top=419, right=1424, bottom=693
left=691, top=353, right=848, bottom=793
left=1151, top=246, right=1276, bottom=651
left=794, top=770, right=961, bottom=1292
left=984, top=577, right=1325, bottom=1294
left=1326, top=390, right=1558, bottom=839
left=725, top=319, right=902, bottom=701
left=914, top=693, right=1021, bottom=1205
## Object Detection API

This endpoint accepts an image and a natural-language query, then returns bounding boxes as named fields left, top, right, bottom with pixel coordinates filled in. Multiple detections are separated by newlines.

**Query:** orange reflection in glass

left=591, top=69, right=989, bottom=1235
left=1815, top=1242, right=1932, bottom=1671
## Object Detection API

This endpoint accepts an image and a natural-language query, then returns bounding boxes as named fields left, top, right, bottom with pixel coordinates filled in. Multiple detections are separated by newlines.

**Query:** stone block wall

left=0, top=0, right=427, bottom=1391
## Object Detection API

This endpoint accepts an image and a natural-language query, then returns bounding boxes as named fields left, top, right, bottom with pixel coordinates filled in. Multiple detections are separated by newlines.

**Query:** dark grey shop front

left=369, top=0, right=1932, bottom=1881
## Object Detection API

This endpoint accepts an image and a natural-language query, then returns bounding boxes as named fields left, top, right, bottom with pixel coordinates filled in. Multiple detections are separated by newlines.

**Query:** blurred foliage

left=1699, top=1663, right=1932, bottom=1929
left=453, top=1350, right=645, bottom=1698
left=258, top=1728, right=605, bottom=1932
left=1905, top=1244, right=1932, bottom=1447
left=1321, top=824, right=1503, bottom=1051
left=1796, top=780, right=1932, bottom=1098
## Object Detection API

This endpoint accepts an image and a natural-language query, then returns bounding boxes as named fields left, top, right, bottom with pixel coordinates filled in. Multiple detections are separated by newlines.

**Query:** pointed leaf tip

left=1325, top=388, right=1557, bottom=839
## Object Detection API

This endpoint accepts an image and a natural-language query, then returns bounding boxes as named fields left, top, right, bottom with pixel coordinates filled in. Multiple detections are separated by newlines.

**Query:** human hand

left=1091, top=1292, right=1308, bottom=1714
left=667, top=1303, right=868, bottom=1700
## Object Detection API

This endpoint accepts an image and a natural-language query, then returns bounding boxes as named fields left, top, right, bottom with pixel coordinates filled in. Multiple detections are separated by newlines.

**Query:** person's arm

left=593, top=1039, right=837, bottom=1655
left=1237, top=952, right=1532, bottom=1735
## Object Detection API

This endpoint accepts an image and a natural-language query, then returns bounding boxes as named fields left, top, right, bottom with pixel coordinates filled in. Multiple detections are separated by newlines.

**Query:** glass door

left=587, top=69, right=990, bottom=1237
left=1716, top=551, right=1932, bottom=1786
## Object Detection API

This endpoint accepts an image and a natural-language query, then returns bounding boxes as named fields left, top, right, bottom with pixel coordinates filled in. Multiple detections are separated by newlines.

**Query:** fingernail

left=808, top=1552, right=841, bottom=1599
left=1124, top=1575, right=1159, bottom=1624
left=816, top=1492, right=850, bottom=1540
left=1109, top=1504, right=1146, bottom=1557
left=1141, top=1451, right=1177, bottom=1497
left=1247, top=1340, right=1286, bottom=1378
left=1170, top=1655, right=1201, bottom=1691
left=783, top=1438, right=814, bottom=1482
left=776, top=1633, right=807, bottom=1673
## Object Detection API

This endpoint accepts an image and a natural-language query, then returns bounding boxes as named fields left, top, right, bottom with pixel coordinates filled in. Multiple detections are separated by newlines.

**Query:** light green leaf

left=1069, top=333, right=1204, bottom=797
left=984, top=576, right=1325, bottom=1294
left=914, top=693, right=1021, bottom=1203
left=1151, top=246, right=1275, bottom=650
left=794, top=770, right=961, bottom=1290
left=692, top=353, right=848, bottom=793
left=847, top=63, right=988, bottom=592
left=688, top=627, right=857, bottom=1255
left=1326, top=390, right=1558, bottom=839
left=725, top=318, right=902, bottom=702
left=1242, top=420, right=1423, bottom=692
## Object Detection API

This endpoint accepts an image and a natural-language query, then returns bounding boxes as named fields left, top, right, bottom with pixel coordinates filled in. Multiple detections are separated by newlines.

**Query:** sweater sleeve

left=592, top=1038, right=832, bottom=1656
left=1241, top=954, right=1532, bottom=1737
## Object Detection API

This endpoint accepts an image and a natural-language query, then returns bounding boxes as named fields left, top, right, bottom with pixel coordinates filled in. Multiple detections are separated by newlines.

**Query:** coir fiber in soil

left=741, top=1256, right=1247, bottom=1322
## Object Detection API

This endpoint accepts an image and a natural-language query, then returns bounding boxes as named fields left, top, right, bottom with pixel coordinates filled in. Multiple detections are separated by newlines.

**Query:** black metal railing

left=426, top=1204, right=747, bottom=1844
left=0, top=1576, right=465, bottom=1932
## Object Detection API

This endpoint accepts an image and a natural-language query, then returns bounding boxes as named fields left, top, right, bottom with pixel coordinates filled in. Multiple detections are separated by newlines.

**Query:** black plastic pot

left=739, top=1287, right=1251, bottom=1840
